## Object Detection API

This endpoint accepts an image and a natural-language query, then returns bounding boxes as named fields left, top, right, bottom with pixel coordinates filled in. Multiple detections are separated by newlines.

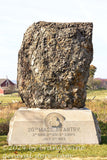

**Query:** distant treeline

left=87, top=78, right=107, bottom=90
left=94, top=78, right=107, bottom=89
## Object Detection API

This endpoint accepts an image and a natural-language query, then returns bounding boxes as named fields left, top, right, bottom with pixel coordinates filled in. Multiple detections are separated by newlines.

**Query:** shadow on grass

left=99, top=120, right=107, bottom=144
left=0, top=121, right=9, bottom=136
left=101, top=136, right=107, bottom=144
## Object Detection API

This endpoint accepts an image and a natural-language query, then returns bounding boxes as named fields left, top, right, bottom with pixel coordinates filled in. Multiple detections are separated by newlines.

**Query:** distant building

left=0, top=79, right=16, bottom=94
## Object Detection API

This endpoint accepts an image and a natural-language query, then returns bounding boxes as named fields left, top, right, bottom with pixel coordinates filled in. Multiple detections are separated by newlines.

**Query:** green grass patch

left=0, top=93, right=21, bottom=105
left=0, top=136, right=107, bottom=159
left=87, top=89, right=107, bottom=100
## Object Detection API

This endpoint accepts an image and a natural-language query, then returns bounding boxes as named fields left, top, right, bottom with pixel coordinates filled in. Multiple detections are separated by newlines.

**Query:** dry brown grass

left=0, top=102, right=26, bottom=119
left=0, top=102, right=26, bottom=135
left=86, top=99, right=107, bottom=123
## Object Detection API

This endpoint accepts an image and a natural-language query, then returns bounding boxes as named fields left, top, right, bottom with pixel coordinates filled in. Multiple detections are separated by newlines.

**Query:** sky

left=0, top=0, right=107, bottom=80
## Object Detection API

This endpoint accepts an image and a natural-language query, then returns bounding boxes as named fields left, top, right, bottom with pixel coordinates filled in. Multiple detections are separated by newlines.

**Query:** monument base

left=8, top=108, right=101, bottom=145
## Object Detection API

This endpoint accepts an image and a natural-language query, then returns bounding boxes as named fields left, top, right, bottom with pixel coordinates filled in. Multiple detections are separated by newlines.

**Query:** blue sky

left=0, top=0, right=107, bottom=80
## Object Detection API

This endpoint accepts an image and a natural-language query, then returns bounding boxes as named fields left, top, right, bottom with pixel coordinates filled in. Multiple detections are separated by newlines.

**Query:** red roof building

left=0, top=79, right=15, bottom=94
left=0, top=88, right=4, bottom=94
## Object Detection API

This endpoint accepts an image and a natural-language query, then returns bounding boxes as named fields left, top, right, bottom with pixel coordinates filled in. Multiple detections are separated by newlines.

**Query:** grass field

left=0, top=93, right=21, bottom=105
left=0, top=89, right=107, bottom=105
left=0, top=90, right=107, bottom=159
left=0, top=136, right=107, bottom=159
left=87, top=89, right=107, bottom=100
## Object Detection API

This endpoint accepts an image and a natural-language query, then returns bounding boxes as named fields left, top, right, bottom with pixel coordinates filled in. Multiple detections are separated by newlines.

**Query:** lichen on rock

left=17, top=21, right=93, bottom=109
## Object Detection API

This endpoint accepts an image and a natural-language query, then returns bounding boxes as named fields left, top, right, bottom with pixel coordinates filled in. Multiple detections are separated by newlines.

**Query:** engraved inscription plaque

left=8, top=108, right=101, bottom=145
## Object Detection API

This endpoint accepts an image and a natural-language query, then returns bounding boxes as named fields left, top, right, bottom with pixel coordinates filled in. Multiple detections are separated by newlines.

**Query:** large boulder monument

left=8, top=22, right=101, bottom=145
left=17, top=21, right=93, bottom=109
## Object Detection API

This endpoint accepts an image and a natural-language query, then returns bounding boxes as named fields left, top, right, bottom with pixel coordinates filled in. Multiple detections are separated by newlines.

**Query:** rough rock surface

left=17, top=21, right=93, bottom=109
